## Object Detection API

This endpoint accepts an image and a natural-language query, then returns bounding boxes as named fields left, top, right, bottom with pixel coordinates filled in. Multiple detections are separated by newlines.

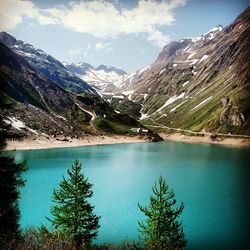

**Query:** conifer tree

left=0, top=156, right=25, bottom=245
left=0, top=90, right=26, bottom=246
left=49, top=160, right=100, bottom=249
left=138, top=176, right=186, bottom=249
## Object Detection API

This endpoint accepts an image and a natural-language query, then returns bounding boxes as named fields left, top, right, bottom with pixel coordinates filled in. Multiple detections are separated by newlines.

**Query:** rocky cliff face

left=113, top=7, right=250, bottom=135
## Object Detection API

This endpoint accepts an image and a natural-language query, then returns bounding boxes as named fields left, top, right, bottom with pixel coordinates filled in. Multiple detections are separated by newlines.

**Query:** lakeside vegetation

left=0, top=156, right=186, bottom=249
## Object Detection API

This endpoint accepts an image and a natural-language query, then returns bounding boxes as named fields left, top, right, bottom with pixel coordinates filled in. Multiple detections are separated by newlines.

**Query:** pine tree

left=0, top=88, right=26, bottom=246
left=138, top=176, right=186, bottom=249
left=0, top=156, right=26, bottom=245
left=49, top=160, right=100, bottom=249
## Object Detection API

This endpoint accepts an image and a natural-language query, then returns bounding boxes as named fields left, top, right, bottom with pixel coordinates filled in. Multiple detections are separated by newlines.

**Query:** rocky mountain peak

left=201, top=25, right=223, bottom=41
left=154, top=25, right=224, bottom=67
left=155, top=39, right=191, bottom=65
left=0, top=32, right=96, bottom=95
left=95, top=65, right=127, bottom=75
left=0, top=32, right=17, bottom=47
left=65, top=62, right=128, bottom=93
left=234, top=6, right=250, bottom=24
left=64, top=62, right=94, bottom=75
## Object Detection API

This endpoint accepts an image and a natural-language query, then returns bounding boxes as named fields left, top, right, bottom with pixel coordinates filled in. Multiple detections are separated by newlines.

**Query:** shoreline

left=160, top=133, right=250, bottom=148
left=4, top=133, right=250, bottom=151
left=4, top=135, right=148, bottom=151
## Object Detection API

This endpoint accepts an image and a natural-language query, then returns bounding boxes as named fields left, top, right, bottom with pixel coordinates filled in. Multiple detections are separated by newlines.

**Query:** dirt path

left=145, top=123, right=250, bottom=139
left=75, top=102, right=97, bottom=122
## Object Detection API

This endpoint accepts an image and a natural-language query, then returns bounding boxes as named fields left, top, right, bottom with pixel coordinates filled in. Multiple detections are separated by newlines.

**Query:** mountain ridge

left=1, top=7, right=249, bottom=138
left=64, top=61, right=127, bottom=93
left=0, top=41, right=143, bottom=138
left=104, top=7, right=250, bottom=135
left=0, top=32, right=97, bottom=95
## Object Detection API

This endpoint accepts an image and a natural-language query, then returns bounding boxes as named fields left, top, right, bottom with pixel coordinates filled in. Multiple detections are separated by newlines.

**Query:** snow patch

left=140, top=113, right=149, bottom=120
left=3, top=117, right=38, bottom=134
left=205, top=26, right=223, bottom=34
left=173, top=64, right=177, bottom=67
left=156, top=114, right=167, bottom=120
left=188, top=52, right=196, bottom=59
left=199, top=55, right=209, bottom=63
left=156, top=92, right=185, bottom=113
left=190, top=59, right=199, bottom=65
left=113, top=95, right=125, bottom=99
left=139, top=65, right=151, bottom=74
left=192, top=37, right=202, bottom=42
left=208, top=33, right=215, bottom=40
left=122, top=90, right=134, bottom=95
left=159, top=68, right=166, bottom=74
left=182, top=81, right=190, bottom=87
left=192, top=66, right=197, bottom=75
left=202, top=26, right=223, bottom=40
left=125, top=72, right=135, bottom=80
left=122, top=90, right=134, bottom=101
left=170, top=100, right=187, bottom=112
left=191, top=96, right=212, bottom=110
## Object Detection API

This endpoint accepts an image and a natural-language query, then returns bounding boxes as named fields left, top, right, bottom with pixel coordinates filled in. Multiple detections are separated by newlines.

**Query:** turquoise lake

left=8, top=141, right=250, bottom=249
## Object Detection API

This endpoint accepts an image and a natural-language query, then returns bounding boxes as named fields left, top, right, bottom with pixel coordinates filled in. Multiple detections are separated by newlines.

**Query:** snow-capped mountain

left=0, top=32, right=96, bottom=95
left=64, top=62, right=127, bottom=93
left=107, top=8, right=250, bottom=135
left=0, top=40, right=142, bottom=137
left=112, top=25, right=224, bottom=96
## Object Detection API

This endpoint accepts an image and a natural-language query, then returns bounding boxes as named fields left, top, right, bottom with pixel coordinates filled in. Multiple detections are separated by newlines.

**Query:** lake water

left=7, top=141, right=250, bottom=249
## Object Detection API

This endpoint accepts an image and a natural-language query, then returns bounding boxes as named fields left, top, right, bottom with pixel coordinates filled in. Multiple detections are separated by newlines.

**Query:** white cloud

left=0, top=0, right=187, bottom=48
left=42, top=0, right=186, bottom=47
left=95, top=42, right=113, bottom=51
left=0, top=0, right=39, bottom=30
left=36, top=14, right=58, bottom=25
left=147, top=30, right=170, bottom=47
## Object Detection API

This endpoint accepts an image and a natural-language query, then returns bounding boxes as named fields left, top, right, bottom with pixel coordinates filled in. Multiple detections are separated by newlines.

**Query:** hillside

left=0, top=42, right=142, bottom=139
left=112, top=7, right=250, bottom=135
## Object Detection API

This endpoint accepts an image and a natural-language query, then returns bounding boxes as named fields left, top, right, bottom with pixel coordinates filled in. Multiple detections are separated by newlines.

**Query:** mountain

left=112, top=8, right=250, bottom=135
left=0, top=32, right=96, bottom=95
left=0, top=41, right=142, bottom=138
left=64, top=62, right=127, bottom=93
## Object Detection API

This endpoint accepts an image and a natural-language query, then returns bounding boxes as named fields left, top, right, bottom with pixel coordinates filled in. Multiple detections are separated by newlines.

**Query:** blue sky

left=0, top=0, right=249, bottom=72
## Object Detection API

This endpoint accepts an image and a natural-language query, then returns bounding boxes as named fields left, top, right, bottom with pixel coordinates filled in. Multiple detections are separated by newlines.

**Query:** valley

left=1, top=2, right=250, bottom=250
left=0, top=7, right=250, bottom=149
